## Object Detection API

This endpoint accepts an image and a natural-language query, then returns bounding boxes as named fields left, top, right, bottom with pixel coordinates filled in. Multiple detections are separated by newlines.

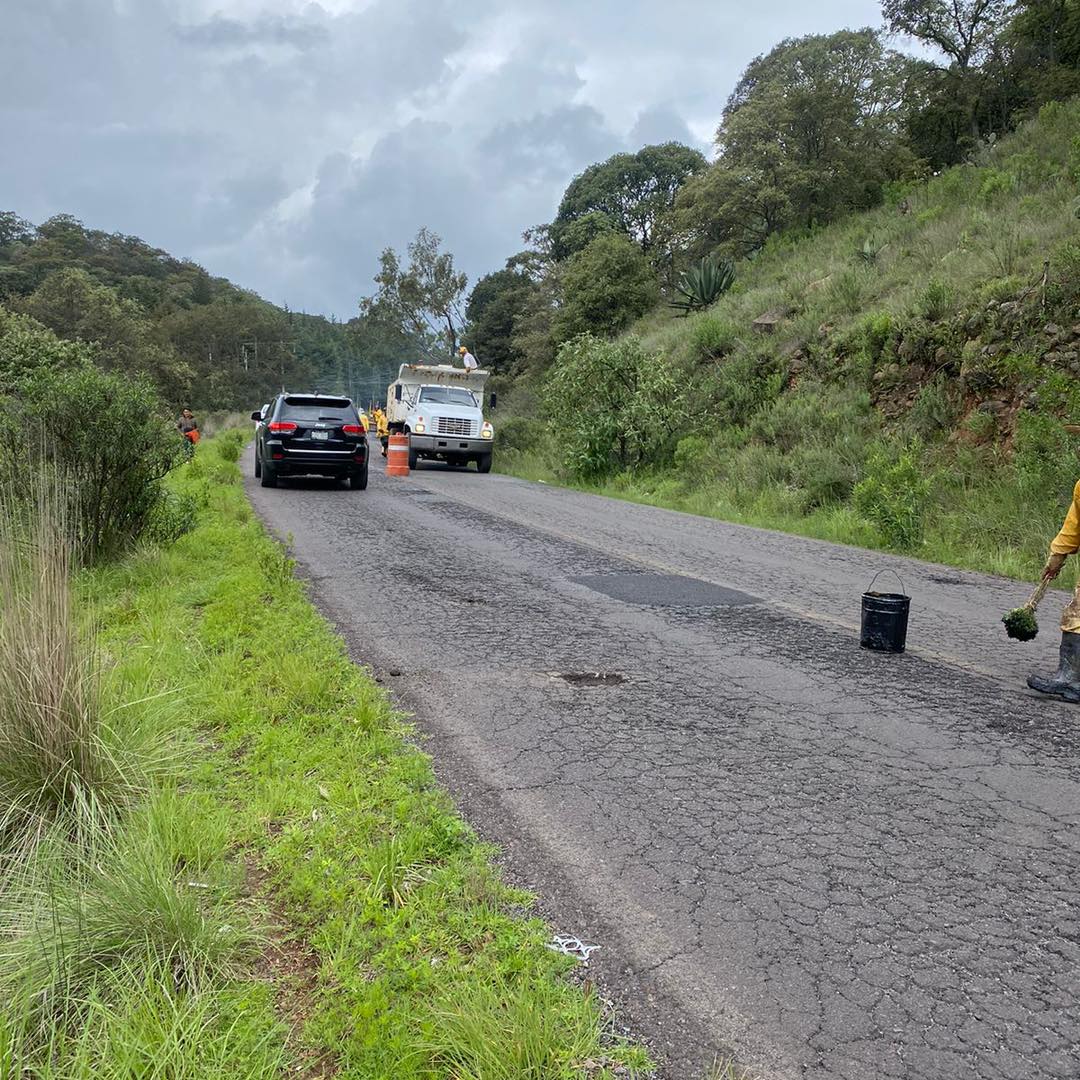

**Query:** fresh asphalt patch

left=573, top=571, right=760, bottom=608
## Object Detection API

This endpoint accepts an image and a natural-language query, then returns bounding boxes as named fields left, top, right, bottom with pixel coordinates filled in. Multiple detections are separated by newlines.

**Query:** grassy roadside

left=2, top=431, right=651, bottom=1079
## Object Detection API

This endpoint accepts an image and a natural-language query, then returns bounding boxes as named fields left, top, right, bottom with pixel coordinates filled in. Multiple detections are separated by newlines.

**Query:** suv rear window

left=279, top=396, right=355, bottom=422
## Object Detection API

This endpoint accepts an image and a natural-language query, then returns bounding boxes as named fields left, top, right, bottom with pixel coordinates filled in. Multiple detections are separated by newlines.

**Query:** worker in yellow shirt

left=1028, top=478, right=1080, bottom=701
left=373, top=407, right=390, bottom=457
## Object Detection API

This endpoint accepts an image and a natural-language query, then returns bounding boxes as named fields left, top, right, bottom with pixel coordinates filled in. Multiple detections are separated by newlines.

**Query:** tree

left=883, top=0, right=1014, bottom=69
left=1008, top=0, right=1080, bottom=107
left=0, top=212, right=33, bottom=250
left=464, top=267, right=538, bottom=373
left=16, top=268, right=193, bottom=404
left=667, top=29, right=916, bottom=258
left=360, top=227, right=467, bottom=361
left=883, top=0, right=1017, bottom=146
left=552, top=234, right=660, bottom=345
left=552, top=143, right=707, bottom=259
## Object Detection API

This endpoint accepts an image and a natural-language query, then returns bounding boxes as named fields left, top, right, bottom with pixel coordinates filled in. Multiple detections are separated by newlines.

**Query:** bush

left=0, top=361, right=186, bottom=562
left=691, top=314, right=740, bottom=360
left=673, top=433, right=711, bottom=476
left=1013, top=411, right=1080, bottom=515
left=708, top=352, right=784, bottom=427
left=906, top=378, right=957, bottom=440
left=145, top=490, right=200, bottom=546
left=853, top=442, right=933, bottom=550
left=492, top=415, right=545, bottom=456
left=827, top=270, right=864, bottom=315
left=915, top=277, right=955, bottom=321
left=544, top=335, right=678, bottom=478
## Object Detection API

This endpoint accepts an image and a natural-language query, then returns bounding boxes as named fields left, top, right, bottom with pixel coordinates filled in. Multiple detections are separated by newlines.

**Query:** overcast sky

left=4, top=0, right=887, bottom=317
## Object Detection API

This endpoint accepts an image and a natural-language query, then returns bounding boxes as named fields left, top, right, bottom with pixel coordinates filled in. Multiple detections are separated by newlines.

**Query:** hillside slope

left=507, top=99, right=1080, bottom=583
left=0, top=213, right=407, bottom=411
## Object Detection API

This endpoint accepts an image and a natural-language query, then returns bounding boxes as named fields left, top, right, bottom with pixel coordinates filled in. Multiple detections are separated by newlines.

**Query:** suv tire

left=254, top=453, right=262, bottom=478
left=260, top=465, right=278, bottom=488
left=349, top=464, right=369, bottom=490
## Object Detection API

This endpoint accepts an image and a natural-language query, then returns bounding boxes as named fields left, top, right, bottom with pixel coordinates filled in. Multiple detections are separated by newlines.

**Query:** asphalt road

left=245, top=446, right=1080, bottom=1080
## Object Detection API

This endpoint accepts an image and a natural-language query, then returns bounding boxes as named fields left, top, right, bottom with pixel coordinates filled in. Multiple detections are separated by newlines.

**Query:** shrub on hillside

left=853, top=442, right=933, bottom=550
left=915, top=277, right=955, bottom=322
left=543, top=334, right=678, bottom=478
left=905, top=379, right=957, bottom=441
left=707, top=352, right=784, bottom=427
left=493, top=415, right=546, bottom=456
left=691, top=314, right=740, bottom=360
left=0, top=329, right=186, bottom=561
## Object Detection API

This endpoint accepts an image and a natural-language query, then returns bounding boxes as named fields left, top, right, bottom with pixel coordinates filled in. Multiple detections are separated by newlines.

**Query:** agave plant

left=669, top=256, right=735, bottom=315
left=855, top=235, right=886, bottom=265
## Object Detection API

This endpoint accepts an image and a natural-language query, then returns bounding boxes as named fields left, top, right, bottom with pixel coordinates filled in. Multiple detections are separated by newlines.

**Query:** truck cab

left=385, top=364, right=495, bottom=472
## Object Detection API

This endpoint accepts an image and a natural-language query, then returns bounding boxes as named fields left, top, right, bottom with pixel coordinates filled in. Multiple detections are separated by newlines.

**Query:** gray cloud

left=1, top=0, right=887, bottom=315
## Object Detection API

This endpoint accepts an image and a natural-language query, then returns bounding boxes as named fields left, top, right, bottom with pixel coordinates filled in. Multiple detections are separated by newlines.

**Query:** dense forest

left=0, top=212, right=416, bottom=413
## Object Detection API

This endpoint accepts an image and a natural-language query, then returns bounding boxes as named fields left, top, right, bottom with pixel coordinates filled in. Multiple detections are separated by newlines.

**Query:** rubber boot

left=1027, top=631, right=1080, bottom=703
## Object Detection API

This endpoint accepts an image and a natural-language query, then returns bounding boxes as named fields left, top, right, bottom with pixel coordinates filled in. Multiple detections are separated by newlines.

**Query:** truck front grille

left=435, top=417, right=475, bottom=436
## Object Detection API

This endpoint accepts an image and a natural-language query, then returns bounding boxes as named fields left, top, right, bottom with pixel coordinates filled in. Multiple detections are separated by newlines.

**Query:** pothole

left=556, top=671, right=626, bottom=687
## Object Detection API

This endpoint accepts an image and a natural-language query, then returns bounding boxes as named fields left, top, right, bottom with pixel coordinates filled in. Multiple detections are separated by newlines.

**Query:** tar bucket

left=861, top=569, right=910, bottom=653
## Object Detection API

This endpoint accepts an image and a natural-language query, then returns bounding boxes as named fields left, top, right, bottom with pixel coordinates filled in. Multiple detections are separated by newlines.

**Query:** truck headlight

left=414, top=416, right=426, bottom=434
left=481, top=422, right=494, bottom=440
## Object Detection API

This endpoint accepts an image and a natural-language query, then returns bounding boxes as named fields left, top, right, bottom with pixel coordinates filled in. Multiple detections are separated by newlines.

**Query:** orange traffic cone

left=386, top=432, right=410, bottom=476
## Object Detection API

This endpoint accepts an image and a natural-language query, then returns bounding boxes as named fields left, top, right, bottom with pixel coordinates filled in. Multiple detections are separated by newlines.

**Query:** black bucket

left=861, top=569, right=910, bottom=653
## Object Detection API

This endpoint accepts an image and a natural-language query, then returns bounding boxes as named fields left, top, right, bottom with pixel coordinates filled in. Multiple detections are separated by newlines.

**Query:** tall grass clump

left=0, top=789, right=245, bottom=1039
left=0, top=471, right=135, bottom=856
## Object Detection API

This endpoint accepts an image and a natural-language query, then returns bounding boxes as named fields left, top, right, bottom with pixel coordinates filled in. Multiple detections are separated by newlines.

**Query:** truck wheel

left=260, top=465, right=278, bottom=488
left=408, top=448, right=419, bottom=470
left=476, top=455, right=492, bottom=474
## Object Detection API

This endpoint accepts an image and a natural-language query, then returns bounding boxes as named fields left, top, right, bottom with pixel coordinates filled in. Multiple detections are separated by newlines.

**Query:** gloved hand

left=1042, top=552, right=1068, bottom=582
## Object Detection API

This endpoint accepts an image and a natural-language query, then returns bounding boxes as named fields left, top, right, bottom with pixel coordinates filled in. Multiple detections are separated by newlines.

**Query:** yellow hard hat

left=458, top=345, right=467, bottom=353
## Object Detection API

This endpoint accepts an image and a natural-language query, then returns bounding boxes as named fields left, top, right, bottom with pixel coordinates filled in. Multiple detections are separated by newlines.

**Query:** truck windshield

left=418, top=387, right=477, bottom=406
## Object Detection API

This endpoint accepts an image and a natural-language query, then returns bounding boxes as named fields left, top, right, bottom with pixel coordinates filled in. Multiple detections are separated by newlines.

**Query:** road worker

left=1028, top=476, right=1080, bottom=702
left=176, top=408, right=200, bottom=444
left=373, top=406, right=389, bottom=456
left=458, top=344, right=478, bottom=372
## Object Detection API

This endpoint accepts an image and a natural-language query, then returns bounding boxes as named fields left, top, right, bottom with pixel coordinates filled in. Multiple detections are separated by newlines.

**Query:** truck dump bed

left=394, top=364, right=488, bottom=394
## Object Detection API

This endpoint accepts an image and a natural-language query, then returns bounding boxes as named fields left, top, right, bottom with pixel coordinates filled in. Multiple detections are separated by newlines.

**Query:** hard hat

left=458, top=345, right=467, bottom=353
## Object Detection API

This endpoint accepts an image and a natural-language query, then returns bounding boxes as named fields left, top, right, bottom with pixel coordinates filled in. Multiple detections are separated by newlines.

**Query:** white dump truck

left=384, top=363, right=496, bottom=472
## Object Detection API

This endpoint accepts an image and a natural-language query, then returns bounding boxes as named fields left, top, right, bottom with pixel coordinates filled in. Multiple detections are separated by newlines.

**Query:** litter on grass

left=548, top=935, right=601, bottom=963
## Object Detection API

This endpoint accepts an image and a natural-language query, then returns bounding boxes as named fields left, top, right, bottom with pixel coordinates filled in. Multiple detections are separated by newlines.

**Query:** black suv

left=252, top=394, right=368, bottom=490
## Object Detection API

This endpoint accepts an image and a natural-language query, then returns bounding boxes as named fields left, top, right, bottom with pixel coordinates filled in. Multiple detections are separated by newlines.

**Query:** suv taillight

left=269, top=421, right=297, bottom=434
left=341, top=423, right=364, bottom=435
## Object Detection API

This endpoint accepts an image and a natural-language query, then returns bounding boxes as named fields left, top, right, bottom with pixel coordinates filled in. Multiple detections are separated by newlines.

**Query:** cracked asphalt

left=245, top=447, right=1080, bottom=1080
